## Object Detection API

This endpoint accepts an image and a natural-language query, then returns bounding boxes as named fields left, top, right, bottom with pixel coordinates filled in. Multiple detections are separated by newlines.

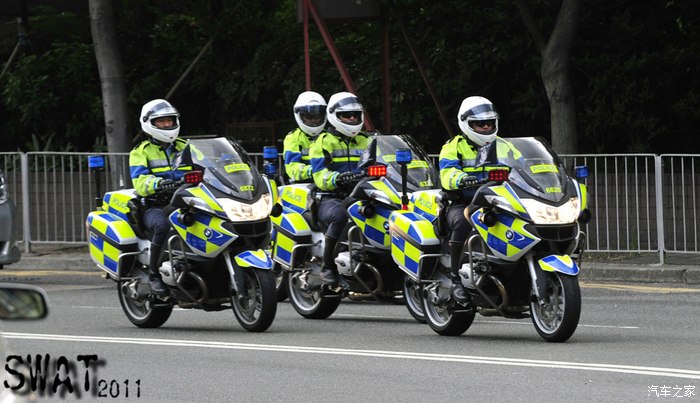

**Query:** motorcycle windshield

left=359, top=134, right=438, bottom=191
left=477, top=137, right=570, bottom=203
left=176, top=137, right=265, bottom=201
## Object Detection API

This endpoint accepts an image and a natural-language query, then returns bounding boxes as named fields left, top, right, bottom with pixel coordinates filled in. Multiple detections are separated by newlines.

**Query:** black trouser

left=446, top=202, right=472, bottom=277
left=317, top=197, right=346, bottom=270
left=143, top=207, right=170, bottom=273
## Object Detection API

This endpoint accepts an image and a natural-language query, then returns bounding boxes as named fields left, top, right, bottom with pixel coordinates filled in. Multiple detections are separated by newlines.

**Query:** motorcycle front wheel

left=403, top=275, right=426, bottom=323
left=287, top=270, right=341, bottom=319
left=530, top=272, right=581, bottom=342
left=422, top=273, right=475, bottom=336
left=231, top=268, right=277, bottom=332
left=117, top=267, right=173, bottom=328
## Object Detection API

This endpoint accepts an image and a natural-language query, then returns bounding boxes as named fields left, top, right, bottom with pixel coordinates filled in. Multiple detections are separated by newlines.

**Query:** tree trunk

left=516, top=0, right=580, bottom=154
left=89, top=0, right=131, bottom=186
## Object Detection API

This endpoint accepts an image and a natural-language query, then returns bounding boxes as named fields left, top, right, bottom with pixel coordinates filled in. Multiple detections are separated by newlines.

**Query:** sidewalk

left=2, top=244, right=699, bottom=285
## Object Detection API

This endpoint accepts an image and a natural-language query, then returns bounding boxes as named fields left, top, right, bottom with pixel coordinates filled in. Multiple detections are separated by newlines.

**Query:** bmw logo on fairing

left=204, top=228, right=213, bottom=239
left=505, top=230, right=514, bottom=241
left=383, top=222, right=390, bottom=231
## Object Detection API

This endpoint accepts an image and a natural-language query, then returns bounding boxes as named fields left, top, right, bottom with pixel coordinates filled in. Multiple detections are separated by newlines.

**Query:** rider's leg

left=447, top=204, right=471, bottom=304
left=318, top=198, right=345, bottom=285
left=143, top=207, right=169, bottom=295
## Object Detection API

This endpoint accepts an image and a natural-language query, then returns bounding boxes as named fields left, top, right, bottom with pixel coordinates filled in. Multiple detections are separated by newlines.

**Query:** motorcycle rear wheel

left=117, top=268, right=173, bottom=328
left=403, top=275, right=426, bottom=323
left=530, top=272, right=581, bottom=342
left=231, top=268, right=277, bottom=332
left=287, top=271, right=341, bottom=319
left=422, top=276, right=475, bottom=336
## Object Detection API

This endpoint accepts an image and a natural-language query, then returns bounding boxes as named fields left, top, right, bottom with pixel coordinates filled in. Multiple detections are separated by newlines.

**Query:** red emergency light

left=487, top=168, right=509, bottom=183
left=184, top=170, right=204, bottom=184
left=367, top=165, right=387, bottom=178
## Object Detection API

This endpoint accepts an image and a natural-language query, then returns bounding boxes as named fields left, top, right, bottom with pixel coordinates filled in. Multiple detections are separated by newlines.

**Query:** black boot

left=148, top=243, right=168, bottom=295
left=320, top=235, right=340, bottom=285
left=449, top=241, right=469, bottom=304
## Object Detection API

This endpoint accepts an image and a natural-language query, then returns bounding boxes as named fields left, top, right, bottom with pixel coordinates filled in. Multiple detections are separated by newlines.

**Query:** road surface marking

left=4, top=332, right=697, bottom=379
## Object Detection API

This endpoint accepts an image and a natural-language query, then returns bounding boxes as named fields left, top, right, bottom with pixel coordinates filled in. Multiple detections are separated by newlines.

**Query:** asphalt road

left=1, top=271, right=699, bottom=402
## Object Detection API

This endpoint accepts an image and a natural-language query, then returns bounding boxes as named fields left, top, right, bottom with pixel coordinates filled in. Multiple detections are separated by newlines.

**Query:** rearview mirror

left=0, top=283, right=49, bottom=320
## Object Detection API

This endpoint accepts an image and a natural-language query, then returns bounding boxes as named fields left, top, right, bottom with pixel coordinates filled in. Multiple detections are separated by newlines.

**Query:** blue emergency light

left=396, top=148, right=412, bottom=164
left=88, top=155, right=105, bottom=171
left=574, top=165, right=589, bottom=179
left=263, top=146, right=278, bottom=160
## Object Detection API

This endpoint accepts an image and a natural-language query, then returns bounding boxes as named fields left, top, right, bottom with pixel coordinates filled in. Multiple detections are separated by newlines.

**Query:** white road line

left=3, top=332, right=696, bottom=379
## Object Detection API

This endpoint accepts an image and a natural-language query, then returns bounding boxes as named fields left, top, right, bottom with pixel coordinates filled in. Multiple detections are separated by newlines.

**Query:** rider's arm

left=129, top=147, right=160, bottom=196
left=283, top=130, right=312, bottom=182
left=439, top=138, right=471, bottom=191
left=310, top=134, right=339, bottom=191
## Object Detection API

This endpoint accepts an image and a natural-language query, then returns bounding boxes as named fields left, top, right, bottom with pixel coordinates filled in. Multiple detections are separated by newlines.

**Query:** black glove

left=156, top=179, right=179, bottom=192
left=458, top=175, right=479, bottom=188
left=335, top=171, right=363, bottom=187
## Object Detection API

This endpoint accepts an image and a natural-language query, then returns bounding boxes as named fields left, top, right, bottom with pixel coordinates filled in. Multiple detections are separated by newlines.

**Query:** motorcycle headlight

left=521, top=197, right=580, bottom=224
left=219, top=193, right=273, bottom=222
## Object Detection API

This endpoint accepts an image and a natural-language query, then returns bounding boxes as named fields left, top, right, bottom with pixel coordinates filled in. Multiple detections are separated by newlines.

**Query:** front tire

left=403, top=275, right=426, bottom=323
left=287, top=270, right=341, bottom=319
left=530, top=272, right=581, bottom=342
left=422, top=273, right=475, bottom=336
left=117, top=267, right=173, bottom=328
left=231, top=268, right=277, bottom=332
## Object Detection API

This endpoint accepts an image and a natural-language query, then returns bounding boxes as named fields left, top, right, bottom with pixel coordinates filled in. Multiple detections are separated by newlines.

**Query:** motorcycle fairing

left=347, top=201, right=393, bottom=249
left=278, top=184, right=313, bottom=213
left=86, top=211, right=138, bottom=276
left=487, top=182, right=531, bottom=221
left=573, top=179, right=588, bottom=211
left=180, top=184, right=229, bottom=219
left=271, top=208, right=311, bottom=236
left=363, top=177, right=401, bottom=207
left=168, top=210, right=237, bottom=257
left=389, top=211, right=440, bottom=279
left=471, top=209, right=540, bottom=261
left=409, top=189, right=442, bottom=222
left=102, top=189, right=137, bottom=221
left=234, top=249, right=273, bottom=270
left=538, top=254, right=579, bottom=276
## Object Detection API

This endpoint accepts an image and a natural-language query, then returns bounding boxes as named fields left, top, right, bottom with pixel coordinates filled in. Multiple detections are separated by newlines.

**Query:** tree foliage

left=0, top=0, right=698, bottom=154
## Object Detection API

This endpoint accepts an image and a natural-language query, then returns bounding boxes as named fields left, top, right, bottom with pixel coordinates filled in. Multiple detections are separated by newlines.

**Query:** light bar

left=184, top=170, right=204, bottom=184
left=367, top=165, right=387, bottom=177
left=487, top=169, right=509, bottom=183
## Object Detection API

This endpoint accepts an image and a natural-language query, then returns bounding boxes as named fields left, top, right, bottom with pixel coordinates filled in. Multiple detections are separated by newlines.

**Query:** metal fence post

left=654, top=155, right=665, bottom=265
left=20, top=153, right=31, bottom=253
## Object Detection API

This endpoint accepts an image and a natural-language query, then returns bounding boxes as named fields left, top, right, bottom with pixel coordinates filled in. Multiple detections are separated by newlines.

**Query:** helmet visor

left=460, top=103, right=498, bottom=122
left=328, top=97, right=362, bottom=113
left=143, top=101, right=179, bottom=122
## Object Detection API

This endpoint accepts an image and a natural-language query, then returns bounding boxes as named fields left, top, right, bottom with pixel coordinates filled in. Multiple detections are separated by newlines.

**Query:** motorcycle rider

left=129, top=99, right=192, bottom=295
left=439, top=95, right=500, bottom=305
left=309, top=91, right=370, bottom=285
left=283, top=91, right=328, bottom=183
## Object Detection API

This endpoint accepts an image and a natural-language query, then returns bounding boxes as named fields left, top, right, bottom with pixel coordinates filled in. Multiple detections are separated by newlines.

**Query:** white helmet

left=457, top=96, right=499, bottom=146
left=327, top=92, right=364, bottom=137
left=140, top=99, right=180, bottom=144
left=293, top=91, right=327, bottom=137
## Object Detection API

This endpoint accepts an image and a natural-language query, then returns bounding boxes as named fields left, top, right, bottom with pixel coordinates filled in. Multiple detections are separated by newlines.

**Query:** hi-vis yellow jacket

left=309, top=129, right=369, bottom=191
left=129, top=138, right=191, bottom=196
left=283, top=128, right=319, bottom=182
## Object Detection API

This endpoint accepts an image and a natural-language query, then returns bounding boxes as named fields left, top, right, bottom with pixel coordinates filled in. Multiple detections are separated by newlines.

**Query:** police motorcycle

left=394, top=137, right=590, bottom=342
left=86, top=137, right=278, bottom=332
left=270, top=134, right=438, bottom=321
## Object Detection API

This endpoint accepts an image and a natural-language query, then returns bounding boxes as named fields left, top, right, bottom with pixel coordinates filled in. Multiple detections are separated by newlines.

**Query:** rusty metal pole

left=381, top=8, right=391, bottom=134
left=306, top=0, right=375, bottom=131
left=303, top=0, right=311, bottom=90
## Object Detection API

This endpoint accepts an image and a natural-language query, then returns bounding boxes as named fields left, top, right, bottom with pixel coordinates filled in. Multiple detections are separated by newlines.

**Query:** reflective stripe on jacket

left=129, top=138, right=191, bottom=196
left=283, top=128, right=316, bottom=182
left=310, top=129, right=369, bottom=191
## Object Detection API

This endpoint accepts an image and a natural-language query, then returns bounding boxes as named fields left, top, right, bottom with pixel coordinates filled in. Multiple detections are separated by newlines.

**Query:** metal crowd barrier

left=2, top=150, right=699, bottom=264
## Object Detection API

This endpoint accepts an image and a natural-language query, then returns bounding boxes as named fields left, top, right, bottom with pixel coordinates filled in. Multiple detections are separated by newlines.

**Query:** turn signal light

left=184, top=170, right=204, bottom=184
left=367, top=165, right=387, bottom=177
left=487, top=169, right=509, bottom=183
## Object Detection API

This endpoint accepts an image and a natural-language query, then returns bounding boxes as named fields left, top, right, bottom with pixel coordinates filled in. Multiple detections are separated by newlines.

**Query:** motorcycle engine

left=334, top=251, right=352, bottom=276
